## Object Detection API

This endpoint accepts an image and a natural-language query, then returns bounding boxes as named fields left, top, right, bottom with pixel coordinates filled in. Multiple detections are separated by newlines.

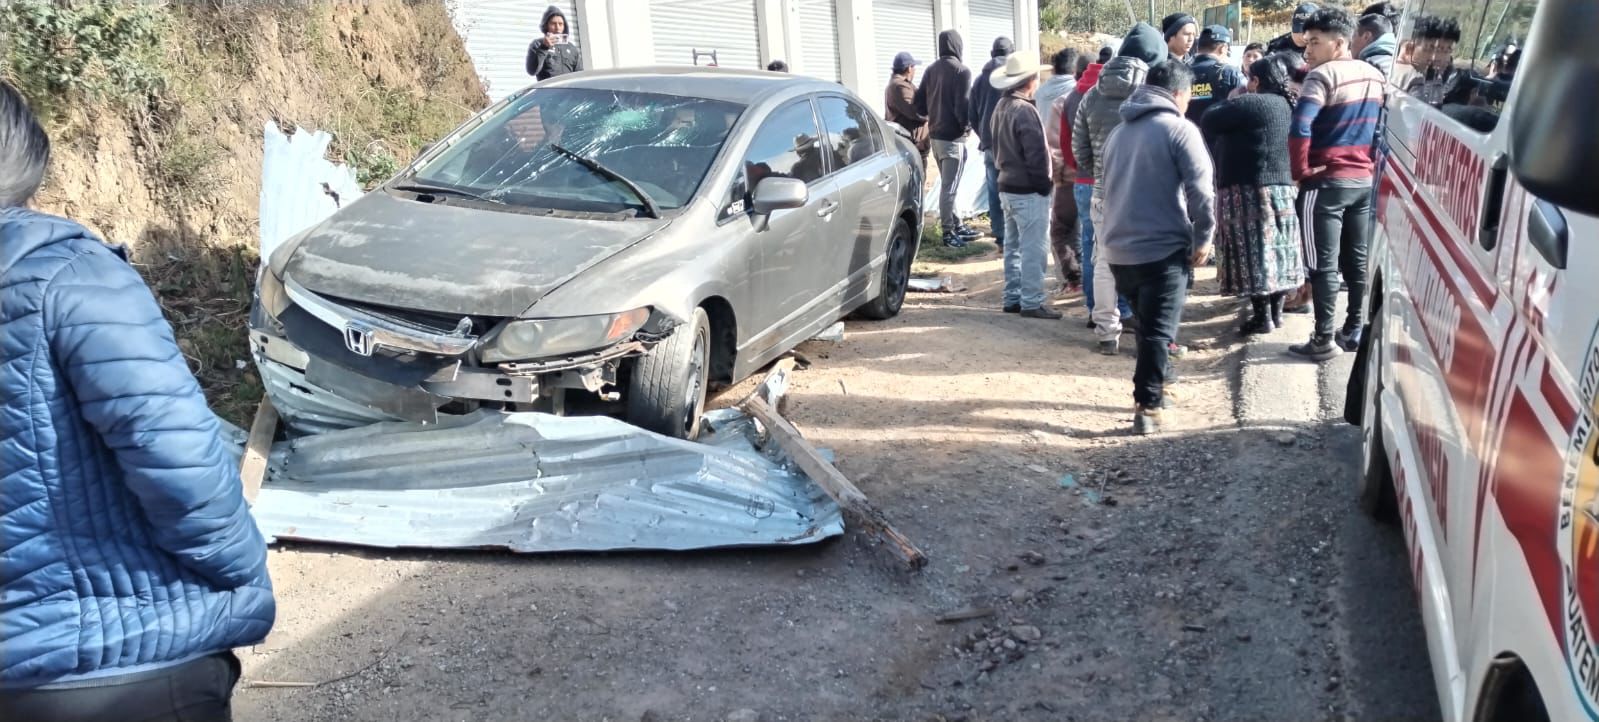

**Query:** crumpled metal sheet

left=249, top=408, right=843, bottom=553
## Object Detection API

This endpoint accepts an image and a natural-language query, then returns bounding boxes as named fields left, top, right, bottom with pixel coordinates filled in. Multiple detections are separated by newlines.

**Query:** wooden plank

left=241, top=396, right=278, bottom=505
left=741, top=395, right=927, bottom=569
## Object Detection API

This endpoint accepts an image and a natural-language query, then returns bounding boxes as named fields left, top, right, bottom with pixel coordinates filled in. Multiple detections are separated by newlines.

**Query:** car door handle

left=1528, top=198, right=1568, bottom=270
left=816, top=200, right=839, bottom=218
left=875, top=173, right=894, bottom=190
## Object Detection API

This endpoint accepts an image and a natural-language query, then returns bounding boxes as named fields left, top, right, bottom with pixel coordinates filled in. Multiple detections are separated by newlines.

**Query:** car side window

left=816, top=96, right=883, bottom=171
left=725, top=98, right=824, bottom=217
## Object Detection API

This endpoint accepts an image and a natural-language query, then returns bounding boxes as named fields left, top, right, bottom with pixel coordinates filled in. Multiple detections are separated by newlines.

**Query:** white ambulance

left=1346, top=0, right=1599, bottom=719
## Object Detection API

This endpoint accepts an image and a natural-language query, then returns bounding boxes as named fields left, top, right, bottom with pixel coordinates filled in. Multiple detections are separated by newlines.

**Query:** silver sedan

left=252, top=67, right=925, bottom=439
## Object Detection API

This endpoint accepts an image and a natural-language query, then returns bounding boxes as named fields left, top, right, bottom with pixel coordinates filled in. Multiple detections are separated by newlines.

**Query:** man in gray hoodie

left=1072, top=22, right=1165, bottom=352
left=1098, top=60, right=1215, bottom=435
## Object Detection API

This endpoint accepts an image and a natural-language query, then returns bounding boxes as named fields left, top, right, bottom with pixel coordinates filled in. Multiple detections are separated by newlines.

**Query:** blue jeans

left=984, top=153, right=1006, bottom=245
left=1000, top=191, right=1048, bottom=309
left=1074, top=183, right=1130, bottom=316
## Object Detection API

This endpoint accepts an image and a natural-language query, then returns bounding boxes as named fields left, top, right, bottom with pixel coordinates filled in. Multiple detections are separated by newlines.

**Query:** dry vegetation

left=3, top=0, right=488, bottom=424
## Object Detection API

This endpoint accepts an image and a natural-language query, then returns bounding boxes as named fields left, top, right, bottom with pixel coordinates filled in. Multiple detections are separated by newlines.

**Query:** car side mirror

left=749, top=176, right=807, bottom=232
left=752, top=177, right=807, bottom=214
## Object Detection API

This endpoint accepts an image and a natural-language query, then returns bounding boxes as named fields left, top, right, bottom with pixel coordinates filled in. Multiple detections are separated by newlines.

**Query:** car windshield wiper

left=391, top=182, right=505, bottom=206
left=548, top=142, right=662, bottom=219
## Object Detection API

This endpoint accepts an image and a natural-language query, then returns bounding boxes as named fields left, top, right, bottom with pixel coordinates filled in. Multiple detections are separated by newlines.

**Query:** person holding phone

left=526, top=5, right=582, bottom=81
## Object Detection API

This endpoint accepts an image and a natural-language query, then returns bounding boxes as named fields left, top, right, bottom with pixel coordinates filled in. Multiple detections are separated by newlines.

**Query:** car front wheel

left=627, top=307, right=710, bottom=440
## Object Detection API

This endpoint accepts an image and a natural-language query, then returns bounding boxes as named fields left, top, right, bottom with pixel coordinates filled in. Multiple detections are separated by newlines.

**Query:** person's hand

left=544, top=33, right=558, bottom=48
left=1191, top=244, right=1213, bottom=267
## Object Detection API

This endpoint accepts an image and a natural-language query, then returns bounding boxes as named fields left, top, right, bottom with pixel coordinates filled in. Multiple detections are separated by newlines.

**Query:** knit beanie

left=1118, top=22, right=1167, bottom=67
left=1161, top=13, right=1197, bottom=40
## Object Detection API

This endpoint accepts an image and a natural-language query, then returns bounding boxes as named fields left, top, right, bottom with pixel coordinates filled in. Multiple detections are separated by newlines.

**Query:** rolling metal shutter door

left=872, top=0, right=936, bottom=81
left=651, top=0, right=763, bottom=70
left=964, top=0, right=1015, bottom=72
left=453, top=0, right=581, bottom=102
left=794, top=0, right=841, bottom=82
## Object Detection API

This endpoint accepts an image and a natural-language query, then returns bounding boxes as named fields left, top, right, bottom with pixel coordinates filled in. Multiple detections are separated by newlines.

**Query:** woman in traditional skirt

left=1200, top=52, right=1306, bottom=334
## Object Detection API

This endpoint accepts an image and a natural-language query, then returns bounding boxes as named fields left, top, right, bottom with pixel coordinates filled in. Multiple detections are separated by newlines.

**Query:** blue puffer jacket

left=0, top=208, right=274, bottom=686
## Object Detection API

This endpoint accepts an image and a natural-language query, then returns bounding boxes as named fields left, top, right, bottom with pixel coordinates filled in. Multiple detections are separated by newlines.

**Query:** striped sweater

left=1290, top=58, right=1386, bottom=185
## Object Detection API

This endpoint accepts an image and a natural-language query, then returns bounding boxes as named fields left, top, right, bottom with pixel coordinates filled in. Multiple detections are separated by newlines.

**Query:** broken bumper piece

left=247, top=410, right=845, bottom=553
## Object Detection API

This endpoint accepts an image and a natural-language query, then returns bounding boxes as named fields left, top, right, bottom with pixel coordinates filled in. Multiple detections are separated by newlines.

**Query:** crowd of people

left=882, top=2, right=1399, bottom=434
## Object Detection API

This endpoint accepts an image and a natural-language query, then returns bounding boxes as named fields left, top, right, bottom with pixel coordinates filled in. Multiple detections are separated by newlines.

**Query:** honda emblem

left=344, top=321, right=375, bottom=356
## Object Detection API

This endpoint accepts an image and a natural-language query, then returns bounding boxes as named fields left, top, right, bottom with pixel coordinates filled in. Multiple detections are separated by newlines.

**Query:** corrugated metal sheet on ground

left=794, top=0, right=841, bottom=82
left=249, top=410, right=844, bottom=553
left=873, top=0, right=937, bottom=79
left=450, top=0, right=581, bottom=102
left=651, top=0, right=762, bottom=69
left=258, top=121, right=364, bottom=262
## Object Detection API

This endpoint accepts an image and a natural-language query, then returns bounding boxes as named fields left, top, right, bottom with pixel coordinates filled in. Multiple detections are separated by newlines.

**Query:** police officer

left=1186, top=25, right=1245, bottom=126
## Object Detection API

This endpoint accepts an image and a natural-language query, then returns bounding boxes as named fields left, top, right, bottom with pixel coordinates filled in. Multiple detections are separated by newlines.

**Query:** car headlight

left=481, top=308, right=650, bottom=363
left=257, top=266, right=290, bottom=320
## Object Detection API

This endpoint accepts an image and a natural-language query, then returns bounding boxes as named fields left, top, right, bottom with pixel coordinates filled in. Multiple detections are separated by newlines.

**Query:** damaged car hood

left=281, top=190, right=670, bottom=317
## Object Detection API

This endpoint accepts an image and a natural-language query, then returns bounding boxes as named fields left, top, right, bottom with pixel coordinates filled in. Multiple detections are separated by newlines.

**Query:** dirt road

left=234, top=252, right=1438, bottom=721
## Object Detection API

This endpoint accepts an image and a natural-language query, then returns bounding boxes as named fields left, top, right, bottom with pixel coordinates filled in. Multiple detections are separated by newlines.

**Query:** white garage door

left=451, top=0, right=581, bottom=102
left=651, top=0, right=763, bottom=70
left=873, top=0, right=937, bottom=81
left=965, top=0, right=1016, bottom=73
left=794, top=0, right=841, bottom=82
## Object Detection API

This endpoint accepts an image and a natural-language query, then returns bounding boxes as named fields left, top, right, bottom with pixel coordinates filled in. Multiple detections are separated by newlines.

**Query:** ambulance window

left=1396, top=0, right=1536, bottom=132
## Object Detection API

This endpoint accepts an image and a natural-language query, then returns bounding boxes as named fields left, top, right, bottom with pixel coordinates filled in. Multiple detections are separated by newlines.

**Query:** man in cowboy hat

left=989, top=53, right=1059, bottom=320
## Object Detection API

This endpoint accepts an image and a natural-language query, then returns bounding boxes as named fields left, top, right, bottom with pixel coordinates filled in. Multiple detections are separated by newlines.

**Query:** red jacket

left=1061, top=63, right=1104, bottom=185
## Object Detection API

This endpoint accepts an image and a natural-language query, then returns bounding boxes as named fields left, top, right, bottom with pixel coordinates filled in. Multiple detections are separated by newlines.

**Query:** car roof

left=531, top=66, right=849, bottom=106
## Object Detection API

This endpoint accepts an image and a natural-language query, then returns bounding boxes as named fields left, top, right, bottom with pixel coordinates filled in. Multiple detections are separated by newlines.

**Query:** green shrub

left=0, top=0, right=168, bottom=114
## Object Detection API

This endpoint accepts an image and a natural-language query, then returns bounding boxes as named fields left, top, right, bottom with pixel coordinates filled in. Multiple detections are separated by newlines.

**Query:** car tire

left=626, top=307, right=710, bottom=440
left=857, top=217, right=914, bottom=320
left=1357, top=311, right=1398, bottom=522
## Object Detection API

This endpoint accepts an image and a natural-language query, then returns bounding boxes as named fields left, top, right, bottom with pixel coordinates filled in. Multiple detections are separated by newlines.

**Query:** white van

left=1346, top=0, right=1599, bottom=719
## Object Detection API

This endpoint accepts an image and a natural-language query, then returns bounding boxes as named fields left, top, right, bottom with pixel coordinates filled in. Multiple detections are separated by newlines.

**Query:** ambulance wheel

left=1356, top=310, right=1398, bottom=522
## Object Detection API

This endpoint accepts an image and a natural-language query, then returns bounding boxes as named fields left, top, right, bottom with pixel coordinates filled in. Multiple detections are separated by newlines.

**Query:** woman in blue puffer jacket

left=0, top=81, right=274, bottom=721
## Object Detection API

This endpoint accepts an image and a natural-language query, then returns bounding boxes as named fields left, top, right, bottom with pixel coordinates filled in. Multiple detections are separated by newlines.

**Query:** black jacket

left=991, top=91, right=1051, bottom=196
left=526, top=5, right=582, bottom=80
left=914, top=31, right=973, bottom=142
left=1185, top=54, right=1244, bottom=125
left=1266, top=32, right=1305, bottom=63
left=1199, top=92, right=1294, bottom=188
left=969, top=37, right=1015, bottom=151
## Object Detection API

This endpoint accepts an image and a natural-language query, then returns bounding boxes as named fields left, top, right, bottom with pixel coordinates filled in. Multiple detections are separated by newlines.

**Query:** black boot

left=1269, top=292, right=1286, bottom=327
left=1241, top=295, right=1273, bottom=335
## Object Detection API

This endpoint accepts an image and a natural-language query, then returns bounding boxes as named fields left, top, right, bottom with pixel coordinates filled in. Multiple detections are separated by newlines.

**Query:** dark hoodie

left=526, top=5, right=582, bottom=80
left=969, top=36, right=1015, bottom=151
left=914, top=31, right=973, bottom=142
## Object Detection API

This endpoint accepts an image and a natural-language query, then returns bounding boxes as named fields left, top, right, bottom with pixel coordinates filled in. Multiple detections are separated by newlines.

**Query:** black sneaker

left=1097, top=338, right=1119, bottom=355
left=1021, top=306, right=1063, bottom=320
left=956, top=224, right=981, bottom=238
left=1002, top=303, right=1021, bottom=314
left=942, top=234, right=968, bottom=248
left=1288, top=334, right=1343, bottom=362
left=1335, top=325, right=1363, bottom=351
